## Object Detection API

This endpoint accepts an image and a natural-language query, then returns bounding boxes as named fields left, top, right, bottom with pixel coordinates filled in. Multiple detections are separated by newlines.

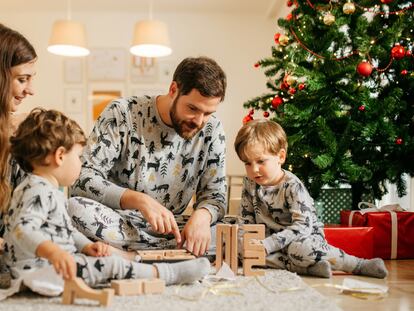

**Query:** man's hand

left=82, top=242, right=111, bottom=257
left=121, top=189, right=181, bottom=244
left=178, top=208, right=212, bottom=256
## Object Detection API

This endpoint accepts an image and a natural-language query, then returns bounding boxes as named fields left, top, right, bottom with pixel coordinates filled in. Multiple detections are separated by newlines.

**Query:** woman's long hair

left=0, top=24, right=36, bottom=211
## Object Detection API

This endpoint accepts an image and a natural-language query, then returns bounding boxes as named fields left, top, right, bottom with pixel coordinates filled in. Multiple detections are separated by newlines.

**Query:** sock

left=307, top=260, right=332, bottom=278
left=353, top=258, right=388, bottom=279
left=154, top=258, right=210, bottom=285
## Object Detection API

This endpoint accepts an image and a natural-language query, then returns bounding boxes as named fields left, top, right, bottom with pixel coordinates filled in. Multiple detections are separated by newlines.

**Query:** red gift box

left=340, top=210, right=414, bottom=259
left=324, top=225, right=374, bottom=259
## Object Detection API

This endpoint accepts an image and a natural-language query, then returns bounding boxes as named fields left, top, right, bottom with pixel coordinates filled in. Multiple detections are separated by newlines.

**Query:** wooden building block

left=111, top=279, right=144, bottom=296
left=136, top=249, right=195, bottom=262
left=62, top=277, right=114, bottom=307
left=143, top=279, right=165, bottom=294
left=242, top=224, right=266, bottom=277
left=216, top=224, right=238, bottom=274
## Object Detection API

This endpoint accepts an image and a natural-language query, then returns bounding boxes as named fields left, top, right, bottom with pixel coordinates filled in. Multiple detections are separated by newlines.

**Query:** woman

left=0, top=23, right=37, bottom=288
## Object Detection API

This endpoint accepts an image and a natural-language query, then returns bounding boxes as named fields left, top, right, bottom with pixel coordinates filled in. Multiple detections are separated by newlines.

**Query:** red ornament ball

left=289, top=87, right=296, bottom=95
left=243, top=114, right=254, bottom=124
left=381, top=0, right=393, bottom=3
left=391, top=45, right=406, bottom=60
left=401, top=69, right=408, bottom=75
left=406, top=50, right=412, bottom=57
left=263, top=111, right=270, bottom=118
left=249, top=109, right=255, bottom=115
left=357, top=61, right=373, bottom=77
left=272, top=96, right=283, bottom=108
left=254, top=62, right=260, bottom=68
left=358, top=105, right=365, bottom=111
left=298, top=83, right=306, bottom=90
left=396, top=138, right=403, bottom=145
left=286, top=13, right=293, bottom=21
left=287, top=0, right=294, bottom=7
left=274, top=33, right=281, bottom=44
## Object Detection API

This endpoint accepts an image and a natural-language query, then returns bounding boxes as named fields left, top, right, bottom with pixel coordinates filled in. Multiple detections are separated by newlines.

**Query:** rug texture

left=1, top=269, right=341, bottom=311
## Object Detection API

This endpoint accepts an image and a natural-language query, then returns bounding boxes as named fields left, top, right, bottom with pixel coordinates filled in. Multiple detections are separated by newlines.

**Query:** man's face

left=170, top=89, right=221, bottom=139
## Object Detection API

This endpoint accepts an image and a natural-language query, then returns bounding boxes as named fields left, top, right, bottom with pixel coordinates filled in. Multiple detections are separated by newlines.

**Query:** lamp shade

left=130, top=20, right=172, bottom=58
left=47, top=20, right=90, bottom=57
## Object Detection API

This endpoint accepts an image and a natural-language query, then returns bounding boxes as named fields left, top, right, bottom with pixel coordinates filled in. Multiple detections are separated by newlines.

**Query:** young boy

left=3, top=108, right=210, bottom=288
left=234, top=119, right=387, bottom=278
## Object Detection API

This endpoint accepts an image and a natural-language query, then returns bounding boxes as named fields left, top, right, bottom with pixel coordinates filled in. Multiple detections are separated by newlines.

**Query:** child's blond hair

left=10, top=108, right=86, bottom=173
left=234, top=119, right=288, bottom=162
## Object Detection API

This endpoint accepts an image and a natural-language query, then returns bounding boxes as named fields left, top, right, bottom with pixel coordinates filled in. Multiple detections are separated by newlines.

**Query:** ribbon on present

left=348, top=202, right=405, bottom=259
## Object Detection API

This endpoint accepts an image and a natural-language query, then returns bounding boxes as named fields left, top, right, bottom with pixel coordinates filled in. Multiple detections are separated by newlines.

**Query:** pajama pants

left=265, top=233, right=360, bottom=273
left=68, top=197, right=216, bottom=253
left=73, top=253, right=154, bottom=286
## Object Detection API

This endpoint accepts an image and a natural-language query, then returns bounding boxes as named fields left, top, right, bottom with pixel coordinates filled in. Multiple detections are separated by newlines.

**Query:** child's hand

left=82, top=242, right=111, bottom=257
left=48, top=249, right=76, bottom=280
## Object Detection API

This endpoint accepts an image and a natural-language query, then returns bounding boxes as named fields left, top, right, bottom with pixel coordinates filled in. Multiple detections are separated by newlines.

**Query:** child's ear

left=278, top=149, right=287, bottom=164
left=54, top=146, right=67, bottom=166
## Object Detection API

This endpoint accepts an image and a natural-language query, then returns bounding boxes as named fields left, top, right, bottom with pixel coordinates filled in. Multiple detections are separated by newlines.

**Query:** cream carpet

left=1, top=270, right=341, bottom=311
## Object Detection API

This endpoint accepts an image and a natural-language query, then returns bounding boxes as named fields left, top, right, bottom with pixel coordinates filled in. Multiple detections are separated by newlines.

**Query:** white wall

left=1, top=9, right=281, bottom=176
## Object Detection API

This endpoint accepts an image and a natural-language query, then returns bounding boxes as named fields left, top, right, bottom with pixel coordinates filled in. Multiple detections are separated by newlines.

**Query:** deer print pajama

left=3, top=175, right=166, bottom=286
left=69, top=96, right=227, bottom=250
left=240, top=171, right=362, bottom=273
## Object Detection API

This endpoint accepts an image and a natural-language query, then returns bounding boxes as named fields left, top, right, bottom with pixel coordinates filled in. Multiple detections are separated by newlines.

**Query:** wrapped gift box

left=340, top=210, right=414, bottom=259
left=324, top=225, right=374, bottom=259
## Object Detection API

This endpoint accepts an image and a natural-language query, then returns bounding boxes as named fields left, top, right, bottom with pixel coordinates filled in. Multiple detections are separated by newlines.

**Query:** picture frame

left=64, top=88, right=83, bottom=114
left=88, top=48, right=126, bottom=81
left=64, top=58, right=83, bottom=83
left=130, top=56, right=159, bottom=83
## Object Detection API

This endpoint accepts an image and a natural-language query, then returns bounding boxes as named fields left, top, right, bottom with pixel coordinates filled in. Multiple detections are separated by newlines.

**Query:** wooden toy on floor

left=216, top=223, right=266, bottom=276
left=136, top=249, right=196, bottom=262
left=62, top=277, right=114, bottom=307
left=111, top=279, right=165, bottom=296
left=242, top=224, right=266, bottom=276
left=216, top=224, right=238, bottom=273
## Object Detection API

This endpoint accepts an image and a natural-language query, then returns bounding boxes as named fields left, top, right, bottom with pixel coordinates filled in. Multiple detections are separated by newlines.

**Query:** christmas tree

left=244, top=0, right=414, bottom=209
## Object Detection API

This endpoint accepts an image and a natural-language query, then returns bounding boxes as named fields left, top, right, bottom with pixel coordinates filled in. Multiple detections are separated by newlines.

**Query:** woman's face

left=10, top=60, right=36, bottom=112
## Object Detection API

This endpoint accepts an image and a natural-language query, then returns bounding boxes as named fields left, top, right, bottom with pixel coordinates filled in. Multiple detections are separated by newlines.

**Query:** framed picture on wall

left=87, top=83, right=125, bottom=132
left=64, top=58, right=83, bottom=83
left=64, top=88, right=83, bottom=114
left=88, top=48, right=126, bottom=81
left=130, top=56, right=159, bottom=83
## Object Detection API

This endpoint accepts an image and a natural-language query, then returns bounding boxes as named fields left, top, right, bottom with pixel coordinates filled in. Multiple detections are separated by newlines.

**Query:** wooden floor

left=303, top=260, right=414, bottom=311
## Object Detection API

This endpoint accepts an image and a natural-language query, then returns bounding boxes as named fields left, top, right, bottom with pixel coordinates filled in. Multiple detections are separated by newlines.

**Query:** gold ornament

left=286, top=75, right=297, bottom=86
left=323, top=12, right=335, bottom=25
left=279, top=34, right=289, bottom=46
left=343, top=2, right=356, bottom=14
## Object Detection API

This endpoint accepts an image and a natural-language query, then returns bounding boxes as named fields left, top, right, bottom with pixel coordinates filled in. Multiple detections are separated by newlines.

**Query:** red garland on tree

left=272, top=96, right=284, bottom=108
left=391, top=45, right=406, bottom=59
left=357, top=61, right=373, bottom=77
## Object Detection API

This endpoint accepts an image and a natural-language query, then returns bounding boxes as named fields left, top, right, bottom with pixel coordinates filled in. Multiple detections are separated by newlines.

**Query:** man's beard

left=169, top=96, right=204, bottom=140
